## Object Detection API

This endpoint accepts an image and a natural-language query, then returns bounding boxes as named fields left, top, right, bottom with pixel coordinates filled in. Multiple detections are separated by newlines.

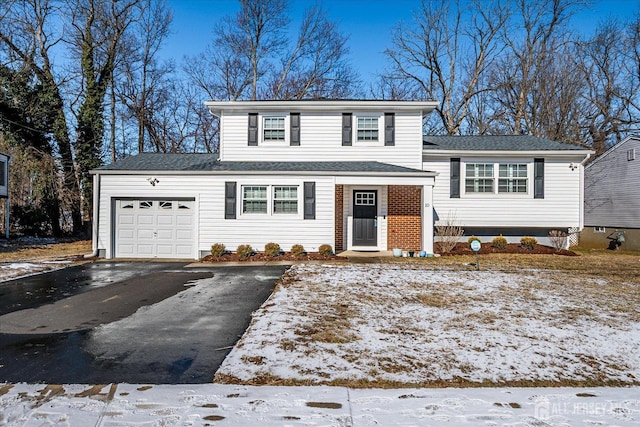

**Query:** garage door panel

left=115, top=198, right=195, bottom=259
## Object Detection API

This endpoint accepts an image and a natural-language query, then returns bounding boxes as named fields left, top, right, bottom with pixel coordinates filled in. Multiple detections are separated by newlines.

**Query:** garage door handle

left=153, top=231, right=158, bottom=239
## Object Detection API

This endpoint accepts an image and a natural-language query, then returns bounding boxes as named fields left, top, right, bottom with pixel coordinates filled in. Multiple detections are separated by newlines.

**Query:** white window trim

left=461, top=159, right=532, bottom=197
left=259, top=113, right=289, bottom=145
left=239, top=184, right=302, bottom=218
left=353, top=112, right=384, bottom=146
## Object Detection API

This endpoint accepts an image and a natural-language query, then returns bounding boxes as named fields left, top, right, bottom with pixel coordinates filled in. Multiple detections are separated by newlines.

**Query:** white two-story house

left=89, top=100, right=593, bottom=259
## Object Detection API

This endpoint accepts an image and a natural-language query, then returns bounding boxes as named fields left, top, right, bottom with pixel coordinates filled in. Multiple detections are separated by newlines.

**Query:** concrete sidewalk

left=1, top=383, right=639, bottom=426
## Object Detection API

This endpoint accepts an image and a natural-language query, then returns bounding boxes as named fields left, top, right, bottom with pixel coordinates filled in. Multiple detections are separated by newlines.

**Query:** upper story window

left=356, top=116, right=379, bottom=141
left=465, top=163, right=494, bottom=193
left=263, top=117, right=285, bottom=141
left=498, top=163, right=528, bottom=193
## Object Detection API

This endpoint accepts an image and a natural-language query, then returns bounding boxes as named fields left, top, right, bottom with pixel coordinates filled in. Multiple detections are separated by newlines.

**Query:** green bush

left=290, top=244, right=305, bottom=257
left=318, top=244, right=333, bottom=257
left=210, top=243, right=226, bottom=257
left=520, top=236, right=538, bottom=250
left=236, top=244, right=254, bottom=258
left=492, top=235, right=508, bottom=250
left=467, top=235, right=481, bottom=244
left=264, top=242, right=281, bottom=257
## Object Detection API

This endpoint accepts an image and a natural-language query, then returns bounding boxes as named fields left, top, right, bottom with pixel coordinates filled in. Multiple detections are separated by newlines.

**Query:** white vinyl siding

left=219, top=111, right=423, bottom=169
left=425, top=156, right=586, bottom=228
left=96, top=174, right=335, bottom=258
left=585, top=136, right=640, bottom=228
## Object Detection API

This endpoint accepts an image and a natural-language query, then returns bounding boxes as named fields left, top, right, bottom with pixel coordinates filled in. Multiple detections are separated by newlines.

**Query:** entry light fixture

left=569, top=162, right=578, bottom=171
left=147, top=177, right=159, bottom=186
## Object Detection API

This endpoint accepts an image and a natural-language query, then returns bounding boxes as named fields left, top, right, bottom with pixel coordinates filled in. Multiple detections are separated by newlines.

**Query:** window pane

left=242, top=186, right=267, bottom=213
left=273, top=186, right=297, bottom=214
left=498, top=164, right=528, bottom=193
left=356, top=117, right=379, bottom=141
left=465, top=163, right=494, bottom=193
left=263, top=117, right=285, bottom=141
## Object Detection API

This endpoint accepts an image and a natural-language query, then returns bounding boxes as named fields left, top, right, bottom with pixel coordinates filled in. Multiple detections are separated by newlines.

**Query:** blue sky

left=163, top=0, right=640, bottom=86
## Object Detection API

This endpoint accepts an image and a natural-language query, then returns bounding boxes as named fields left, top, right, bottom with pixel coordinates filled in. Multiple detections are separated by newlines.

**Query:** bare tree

left=576, top=19, right=640, bottom=155
left=382, top=0, right=509, bottom=134
left=187, top=0, right=358, bottom=102
left=490, top=0, right=582, bottom=136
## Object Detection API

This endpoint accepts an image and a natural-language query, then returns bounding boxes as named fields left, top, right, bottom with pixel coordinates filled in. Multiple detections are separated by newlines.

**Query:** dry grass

left=0, top=239, right=92, bottom=262
left=216, top=251, right=640, bottom=389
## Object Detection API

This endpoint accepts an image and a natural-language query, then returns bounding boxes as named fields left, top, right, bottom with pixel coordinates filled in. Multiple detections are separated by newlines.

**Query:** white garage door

left=115, top=199, right=195, bottom=258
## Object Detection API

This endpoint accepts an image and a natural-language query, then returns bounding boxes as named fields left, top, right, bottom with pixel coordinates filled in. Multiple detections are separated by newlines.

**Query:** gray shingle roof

left=423, top=135, right=589, bottom=151
left=94, top=153, right=428, bottom=174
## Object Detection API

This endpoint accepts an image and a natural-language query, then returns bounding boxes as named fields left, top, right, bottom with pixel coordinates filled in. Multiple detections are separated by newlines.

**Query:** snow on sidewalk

left=1, top=383, right=639, bottom=426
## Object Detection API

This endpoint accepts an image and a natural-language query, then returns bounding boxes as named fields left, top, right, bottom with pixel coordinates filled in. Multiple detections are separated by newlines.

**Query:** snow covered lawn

left=217, top=264, right=640, bottom=387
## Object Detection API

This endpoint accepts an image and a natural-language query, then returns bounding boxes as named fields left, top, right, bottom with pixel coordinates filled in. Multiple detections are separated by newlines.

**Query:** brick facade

left=335, top=185, right=344, bottom=251
left=387, top=186, right=422, bottom=251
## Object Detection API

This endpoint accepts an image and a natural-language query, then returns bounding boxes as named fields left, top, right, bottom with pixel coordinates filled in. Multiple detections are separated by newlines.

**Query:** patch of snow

left=218, top=264, right=640, bottom=386
left=1, top=383, right=639, bottom=426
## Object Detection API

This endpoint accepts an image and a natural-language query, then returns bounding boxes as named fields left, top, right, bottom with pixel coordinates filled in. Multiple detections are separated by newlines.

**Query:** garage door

left=115, top=199, right=195, bottom=258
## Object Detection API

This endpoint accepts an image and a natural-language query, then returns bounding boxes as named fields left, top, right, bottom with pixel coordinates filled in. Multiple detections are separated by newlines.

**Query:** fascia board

left=90, top=169, right=438, bottom=178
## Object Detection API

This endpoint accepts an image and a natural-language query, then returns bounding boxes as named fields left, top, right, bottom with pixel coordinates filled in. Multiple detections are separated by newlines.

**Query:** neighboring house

left=89, top=100, right=592, bottom=259
left=581, top=135, right=640, bottom=251
left=0, top=152, right=9, bottom=239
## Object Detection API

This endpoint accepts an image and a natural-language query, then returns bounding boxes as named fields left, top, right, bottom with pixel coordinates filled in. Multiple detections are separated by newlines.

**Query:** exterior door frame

left=345, top=185, right=384, bottom=251
left=352, top=189, right=378, bottom=247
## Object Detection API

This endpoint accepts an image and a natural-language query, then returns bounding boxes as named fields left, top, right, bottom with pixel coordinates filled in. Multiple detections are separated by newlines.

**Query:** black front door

left=353, top=190, right=377, bottom=246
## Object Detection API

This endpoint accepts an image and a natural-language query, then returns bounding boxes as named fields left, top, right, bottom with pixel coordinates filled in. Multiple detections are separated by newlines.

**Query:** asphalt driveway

left=0, top=262, right=287, bottom=384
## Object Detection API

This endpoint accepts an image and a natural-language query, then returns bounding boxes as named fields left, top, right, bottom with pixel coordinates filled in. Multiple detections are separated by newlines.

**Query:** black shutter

left=384, top=113, right=395, bottom=146
left=0, top=161, right=5, bottom=186
left=248, top=113, right=258, bottom=146
left=225, top=181, right=236, bottom=219
left=342, top=113, right=352, bottom=146
left=304, top=182, right=316, bottom=219
left=290, top=113, right=300, bottom=146
left=450, top=158, right=460, bottom=198
left=534, top=158, right=544, bottom=199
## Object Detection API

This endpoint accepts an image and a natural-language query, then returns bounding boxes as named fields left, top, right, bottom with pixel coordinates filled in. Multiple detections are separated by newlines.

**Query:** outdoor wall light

left=147, top=177, right=159, bottom=186
left=569, top=162, right=578, bottom=171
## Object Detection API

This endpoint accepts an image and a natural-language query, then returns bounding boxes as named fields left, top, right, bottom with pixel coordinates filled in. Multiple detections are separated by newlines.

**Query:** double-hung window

left=273, top=186, right=298, bottom=214
left=263, top=117, right=285, bottom=141
left=465, top=163, right=494, bottom=193
left=498, top=164, right=528, bottom=193
left=241, top=185, right=298, bottom=215
left=356, top=117, right=379, bottom=141
left=242, top=186, right=268, bottom=214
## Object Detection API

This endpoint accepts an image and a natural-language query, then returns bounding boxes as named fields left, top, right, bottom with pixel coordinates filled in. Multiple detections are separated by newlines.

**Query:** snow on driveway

left=217, top=264, right=640, bottom=386
left=0, top=260, right=72, bottom=282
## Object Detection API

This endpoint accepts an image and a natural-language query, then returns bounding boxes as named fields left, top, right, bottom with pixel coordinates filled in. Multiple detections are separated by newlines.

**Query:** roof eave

left=205, top=100, right=440, bottom=117
left=91, top=169, right=437, bottom=177
left=422, top=149, right=595, bottom=157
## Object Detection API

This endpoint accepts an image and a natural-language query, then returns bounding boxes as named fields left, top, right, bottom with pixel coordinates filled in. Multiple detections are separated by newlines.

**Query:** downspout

left=84, top=173, right=100, bottom=258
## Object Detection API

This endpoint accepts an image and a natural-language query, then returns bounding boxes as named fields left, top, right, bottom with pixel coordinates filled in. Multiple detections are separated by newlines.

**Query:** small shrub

left=435, top=216, right=464, bottom=253
left=492, top=235, right=508, bottom=250
left=236, top=244, right=254, bottom=258
left=520, top=236, right=538, bottom=250
left=290, top=244, right=305, bottom=257
left=548, top=230, right=568, bottom=252
left=318, top=244, right=333, bottom=257
left=264, top=242, right=281, bottom=257
left=210, top=243, right=226, bottom=257
left=467, top=235, right=481, bottom=244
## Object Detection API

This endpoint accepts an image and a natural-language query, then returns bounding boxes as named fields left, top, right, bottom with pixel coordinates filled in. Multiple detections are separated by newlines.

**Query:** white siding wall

left=97, top=174, right=335, bottom=258
left=220, top=111, right=423, bottom=169
left=585, top=137, right=640, bottom=228
left=424, top=156, right=585, bottom=228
